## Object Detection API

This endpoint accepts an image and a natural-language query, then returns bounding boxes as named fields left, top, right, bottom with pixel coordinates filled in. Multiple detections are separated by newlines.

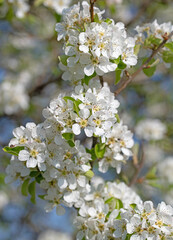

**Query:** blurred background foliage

left=0, top=0, right=173, bottom=239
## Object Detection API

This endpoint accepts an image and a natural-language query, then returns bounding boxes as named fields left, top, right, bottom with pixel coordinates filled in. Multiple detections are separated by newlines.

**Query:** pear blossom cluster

left=56, top=1, right=137, bottom=82
left=74, top=178, right=173, bottom=240
left=5, top=121, right=93, bottom=214
left=4, top=1, right=173, bottom=239
left=135, top=118, right=166, bottom=141
left=42, top=79, right=134, bottom=173
left=135, top=20, right=173, bottom=42
left=43, top=80, right=120, bottom=140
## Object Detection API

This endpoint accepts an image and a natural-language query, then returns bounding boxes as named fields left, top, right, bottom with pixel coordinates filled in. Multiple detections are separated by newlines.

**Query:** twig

left=115, top=31, right=173, bottom=96
left=99, top=75, right=104, bottom=86
left=90, top=0, right=96, bottom=22
left=128, top=145, right=145, bottom=187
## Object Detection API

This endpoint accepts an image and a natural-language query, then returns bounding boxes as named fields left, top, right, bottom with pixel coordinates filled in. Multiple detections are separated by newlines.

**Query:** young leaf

left=165, top=42, right=173, bottom=51
left=21, top=178, right=30, bottom=196
left=67, top=140, right=75, bottom=147
left=130, top=203, right=137, bottom=210
left=143, top=58, right=157, bottom=77
left=94, top=14, right=100, bottom=23
left=117, top=61, right=127, bottom=70
left=28, top=181, right=36, bottom=204
left=62, top=133, right=74, bottom=140
left=35, top=174, right=44, bottom=184
left=115, top=70, right=122, bottom=85
left=73, top=99, right=82, bottom=115
left=162, top=51, right=173, bottom=63
left=58, top=55, right=68, bottom=66
left=63, top=96, right=75, bottom=102
left=3, top=146, right=24, bottom=156
left=94, top=143, right=105, bottom=159
left=115, top=114, right=120, bottom=123
left=82, top=72, right=96, bottom=85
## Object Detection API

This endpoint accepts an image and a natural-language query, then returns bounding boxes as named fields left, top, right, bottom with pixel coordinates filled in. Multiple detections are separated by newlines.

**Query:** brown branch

left=128, top=145, right=145, bottom=187
left=99, top=75, right=104, bottom=86
left=90, top=0, right=96, bottom=22
left=115, top=31, right=173, bottom=96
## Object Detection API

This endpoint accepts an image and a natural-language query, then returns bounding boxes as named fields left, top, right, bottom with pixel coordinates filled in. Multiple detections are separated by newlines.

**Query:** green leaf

left=134, top=44, right=141, bottom=56
left=3, top=146, right=24, bottom=156
left=86, top=148, right=97, bottom=161
left=115, top=70, right=122, bottom=85
left=115, top=198, right=123, bottom=210
left=165, top=42, right=173, bottom=51
left=117, top=61, right=127, bottom=70
left=162, top=51, right=173, bottom=63
left=29, top=171, right=40, bottom=178
left=73, top=99, right=82, bottom=115
left=111, top=56, right=120, bottom=65
left=143, top=58, right=157, bottom=77
left=147, top=180, right=162, bottom=189
left=148, top=35, right=162, bottom=46
left=146, top=166, right=157, bottom=180
left=38, top=194, right=45, bottom=200
left=35, top=174, right=44, bottom=184
left=94, top=14, right=100, bottom=23
left=82, top=72, right=96, bottom=85
left=28, top=181, right=36, bottom=204
left=105, top=197, right=123, bottom=210
left=62, top=133, right=74, bottom=140
left=94, top=143, right=105, bottom=159
left=104, top=18, right=112, bottom=24
left=21, top=178, right=30, bottom=196
left=63, top=96, right=75, bottom=102
left=67, top=140, right=75, bottom=147
left=58, top=55, right=68, bottom=66
left=115, top=114, right=120, bottom=123
left=130, top=203, right=137, bottom=210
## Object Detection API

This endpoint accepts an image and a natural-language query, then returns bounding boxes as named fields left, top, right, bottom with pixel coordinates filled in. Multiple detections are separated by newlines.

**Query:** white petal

left=72, top=124, right=81, bottom=135
left=84, top=64, right=95, bottom=76
left=18, top=150, right=30, bottom=162
left=58, top=177, right=68, bottom=189
left=26, top=157, right=37, bottom=168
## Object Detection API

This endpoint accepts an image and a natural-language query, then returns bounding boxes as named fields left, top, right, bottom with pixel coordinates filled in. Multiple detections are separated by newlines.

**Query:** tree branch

left=115, top=31, right=173, bottom=96
left=128, top=145, right=145, bottom=187
left=90, top=0, right=96, bottom=22
left=99, top=76, right=104, bottom=86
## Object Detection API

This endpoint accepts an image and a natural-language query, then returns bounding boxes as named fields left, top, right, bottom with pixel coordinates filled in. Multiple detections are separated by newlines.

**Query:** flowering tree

left=1, top=0, right=173, bottom=239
